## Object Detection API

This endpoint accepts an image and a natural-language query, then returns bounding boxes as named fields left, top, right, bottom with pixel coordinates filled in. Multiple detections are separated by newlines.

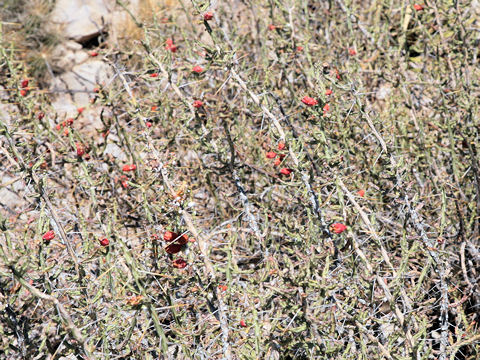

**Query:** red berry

left=192, top=65, right=204, bottom=73
left=99, top=238, right=109, bottom=246
left=323, top=103, right=330, bottom=115
left=413, top=4, right=424, bottom=11
left=357, top=189, right=365, bottom=197
left=165, top=38, right=177, bottom=53
left=177, top=234, right=189, bottom=245
left=151, top=105, right=158, bottom=111
left=164, top=231, right=178, bottom=242
left=330, top=223, right=347, bottom=234
left=77, top=107, right=85, bottom=114
left=193, top=100, right=203, bottom=108
left=277, top=142, right=286, bottom=151
left=150, top=73, right=159, bottom=78
left=240, top=319, right=247, bottom=327
left=76, top=143, right=85, bottom=157
left=266, top=151, right=277, bottom=159
left=301, top=96, right=318, bottom=106
left=296, top=46, right=303, bottom=52
left=325, top=89, right=333, bottom=96
left=348, top=48, right=357, bottom=56
left=203, top=12, right=213, bottom=21
left=89, top=51, right=98, bottom=57
left=172, top=258, right=187, bottom=269
left=21, top=79, right=29, bottom=88
left=42, top=230, right=55, bottom=241
left=268, top=24, right=276, bottom=31
left=20, top=89, right=28, bottom=97
left=280, top=168, right=292, bottom=175
left=37, top=112, right=45, bottom=120
left=146, top=122, right=152, bottom=128
left=274, top=158, right=282, bottom=166
left=122, top=164, right=137, bottom=172
left=165, top=243, right=183, bottom=254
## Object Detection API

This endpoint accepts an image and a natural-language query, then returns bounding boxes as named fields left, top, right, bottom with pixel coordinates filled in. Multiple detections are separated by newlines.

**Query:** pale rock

left=49, top=0, right=114, bottom=43
left=54, top=60, right=112, bottom=104
left=0, top=175, right=26, bottom=212
left=51, top=41, right=89, bottom=71
left=104, top=143, right=127, bottom=161
left=376, top=83, right=392, bottom=100
left=0, top=85, right=19, bottom=126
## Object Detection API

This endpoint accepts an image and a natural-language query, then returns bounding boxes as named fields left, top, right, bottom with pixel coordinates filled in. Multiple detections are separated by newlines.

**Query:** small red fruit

left=301, top=96, right=318, bottom=106
left=296, top=46, right=303, bottom=52
left=165, top=243, right=183, bottom=254
left=323, top=103, right=330, bottom=115
left=21, top=79, right=29, bottom=88
left=357, top=189, right=365, bottom=197
left=193, top=100, right=203, bottom=108
left=240, top=319, right=247, bottom=327
left=42, top=230, right=55, bottom=241
left=164, top=231, right=178, bottom=242
left=76, top=143, right=85, bottom=157
left=218, top=284, right=228, bottom=292
left=177, top=234, right=189, bottom=245
left=165, top=38, right=177, bottom=53
left=274, top=158, right=282, bottom=166
left=37, top=112, right=45, bottom=120
left=89, top=51, right=98, bottom=57
left=192, top=65, right=204, bottom=73
left=122, top=164, right=137, bottom=172
left=150, top=73, right=158, bottom=78
left=268, top=24, right=276, bottom=31
left=325, top=89, right=333, bottom=96
left=99, top=238, right=109, bottom=246
left=277, top=142, right=286, bottom=151
left=146, top=121, right=152, bottom=128
left=330, top=223, right=347, bottom=234
left=172, top=258, right=187, bottom=269
left=335, top=69, right=341, bottom=80
left=151, top=105, right=158, bottom=111
left=348, top=48, right=357, bottom=56
left=413, top=4, right=424, bottom=11
left=20, top=89, right=28, bottom=97
left=280, top=168, right=293, bottom=175
left=266, top=151, right=277, bottom=159
left=77, top=107, right=85, bottom=114
left=203, top=12, right=213, bottom=21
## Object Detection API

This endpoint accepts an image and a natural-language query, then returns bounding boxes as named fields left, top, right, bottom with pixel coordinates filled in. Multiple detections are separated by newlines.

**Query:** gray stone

left=49, top=0, right=114, bottom=43
left=104, top=143, right=127, bottom=161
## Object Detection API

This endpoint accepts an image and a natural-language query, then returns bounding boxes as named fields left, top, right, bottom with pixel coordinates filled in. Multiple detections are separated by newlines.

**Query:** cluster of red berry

left=265, top=142, right=292, bottom=176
